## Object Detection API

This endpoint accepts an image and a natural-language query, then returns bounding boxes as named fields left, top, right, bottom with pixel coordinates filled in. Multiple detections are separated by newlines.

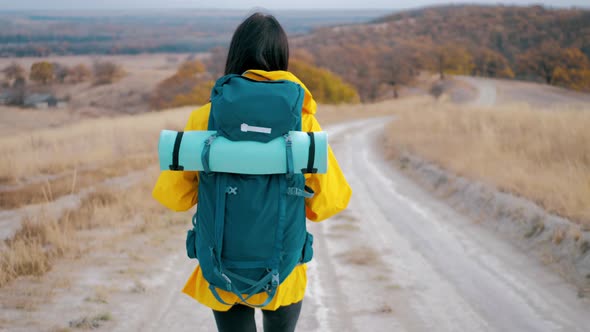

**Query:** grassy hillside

left=385, top=100, right=590, bottom=226
left=294, top=5, right=590, bottom=100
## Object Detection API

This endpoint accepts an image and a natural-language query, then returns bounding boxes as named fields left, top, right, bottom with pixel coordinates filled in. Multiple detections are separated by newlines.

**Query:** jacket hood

left=243, top=70, right=317, bottom=115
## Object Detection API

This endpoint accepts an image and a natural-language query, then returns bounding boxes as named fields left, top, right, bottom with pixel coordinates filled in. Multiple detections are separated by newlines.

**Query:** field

left=0, top=53, right=197, bottom=123
left=1, top=50, right=590, bottom=329
left=1, top=3, right=590, bottom=329
left=384, top=101, right=590, bottom=227
left=1, top=86, right=590, bottom=329
left=0, top=98, right=402, bottom=329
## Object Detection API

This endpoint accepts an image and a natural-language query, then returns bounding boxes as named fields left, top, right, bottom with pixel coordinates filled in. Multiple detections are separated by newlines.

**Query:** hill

left=0, top=10, right=382, bottom=57
left=293, top=5, right=590, bottom=101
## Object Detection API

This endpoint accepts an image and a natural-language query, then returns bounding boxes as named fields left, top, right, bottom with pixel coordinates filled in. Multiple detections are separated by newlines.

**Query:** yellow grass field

left=384, top=100, right=590, bottom=227
left=0, top=100, right=395, bottom=289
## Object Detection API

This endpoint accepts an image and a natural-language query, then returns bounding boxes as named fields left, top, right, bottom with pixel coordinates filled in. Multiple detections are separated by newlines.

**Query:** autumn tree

left=551, top=48, right=590, bottom=91
left=177, top=60, right=206, bottom=78
left=289, top=59, right=360, bottom=104
left=150, top=60, right=212, bottom=110
left=433, top=44, right=475, bottom=79
left=516, top=41, right=563, bottom=84
left=169, top=81, right=216, bottom=108
left=93, top=61, right=125, bottom=85
left=379, top=47, right=419, bottom=98
left=68, top=64, right=92, bottom=83
left=2, top=63, right=26, bottom=84
left=52, top=63, right=69, bottom=83
left=29, top=62, right=54, bottom=85
left=472, top=48, right=515, bottom=78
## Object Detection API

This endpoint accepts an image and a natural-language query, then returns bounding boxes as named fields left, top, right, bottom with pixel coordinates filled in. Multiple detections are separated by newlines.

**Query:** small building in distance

left=0, top=91, right=11, bottom=105
left=23, top=93, right=67, bottom=109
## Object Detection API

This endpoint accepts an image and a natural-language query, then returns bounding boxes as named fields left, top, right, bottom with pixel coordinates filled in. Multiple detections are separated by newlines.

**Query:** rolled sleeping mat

left=158, top=130, right=328, bottom=174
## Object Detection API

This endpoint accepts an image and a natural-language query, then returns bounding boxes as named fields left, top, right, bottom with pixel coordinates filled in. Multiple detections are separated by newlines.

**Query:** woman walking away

left=152, top=12, right=351, bottom=332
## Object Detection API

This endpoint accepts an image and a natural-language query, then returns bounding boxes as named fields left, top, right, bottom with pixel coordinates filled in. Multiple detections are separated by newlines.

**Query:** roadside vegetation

left=384, top=100, right=590, bottom=226
left=0, top=99, right=399, bottom=289
left=149, top=58, right=361, bottom=110
left=0, top=107, right=192, bottom=208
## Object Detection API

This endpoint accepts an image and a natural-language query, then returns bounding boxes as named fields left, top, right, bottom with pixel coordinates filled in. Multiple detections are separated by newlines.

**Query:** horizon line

left=1, top=3, right=588, bottom=13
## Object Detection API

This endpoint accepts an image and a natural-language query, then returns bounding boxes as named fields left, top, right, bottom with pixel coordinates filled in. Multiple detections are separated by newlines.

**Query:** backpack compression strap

left=208, top=173, right=282, bottom=308
left=302, top=132, right=318, bottom=174
left=201, top=133, right=218, bottom=173
left=169, top=131, right=184, bottom=171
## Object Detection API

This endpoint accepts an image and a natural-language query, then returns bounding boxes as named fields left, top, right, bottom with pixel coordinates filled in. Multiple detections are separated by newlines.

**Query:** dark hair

left=224, top=12, right=289, bottom=75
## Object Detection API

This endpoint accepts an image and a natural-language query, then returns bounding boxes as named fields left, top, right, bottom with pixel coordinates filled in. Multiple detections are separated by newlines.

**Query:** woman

left=152, top=12, right=351, bottom=332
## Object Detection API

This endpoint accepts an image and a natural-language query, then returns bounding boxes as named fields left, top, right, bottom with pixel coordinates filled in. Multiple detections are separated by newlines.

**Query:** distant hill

left=375, top=5, right=589, bottom=60
left=293, top=5, right=590, bottom=101
left=0, top=10, right=382, bottom=57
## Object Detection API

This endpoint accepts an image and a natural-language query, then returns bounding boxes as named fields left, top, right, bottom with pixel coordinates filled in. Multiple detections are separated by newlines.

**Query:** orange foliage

left=551, top=48, right=590, bottom=91
left=518, top=45, right=590, bottom=90
left=93, top=61, right=125, bottom=85
left=150, top=60, right=212, bottom=110
left=29, top=62, right=54, bottom=85
left=289, top=59, right=360, bottom=104
left=472, top=49, right=515, bottom=78
left=68, top=64, right=92, bottom=83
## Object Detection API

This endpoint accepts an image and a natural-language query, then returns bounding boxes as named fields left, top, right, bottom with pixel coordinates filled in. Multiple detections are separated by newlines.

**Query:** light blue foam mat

left=158, top=130, right=328, bottom=174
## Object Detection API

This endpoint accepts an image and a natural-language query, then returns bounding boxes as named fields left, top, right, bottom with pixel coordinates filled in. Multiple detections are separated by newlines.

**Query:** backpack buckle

left=205, top=134, right=218, bottom=146
left=283, top=134, right=292, bottom=146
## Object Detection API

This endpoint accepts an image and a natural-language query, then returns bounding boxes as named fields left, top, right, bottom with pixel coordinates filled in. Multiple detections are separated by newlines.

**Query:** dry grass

left=315, top=99, right=400, bottom=125
left=384, top=100, right=590, bottom=226
left=0, top=177, right=169, bottom=287
left=0, top=107, right=193, bottom=210
left=0, top=106, right=192, bottom=185
left=0, top=99, right=397, bottom=209
left=68, top=312, right=112, bottom=329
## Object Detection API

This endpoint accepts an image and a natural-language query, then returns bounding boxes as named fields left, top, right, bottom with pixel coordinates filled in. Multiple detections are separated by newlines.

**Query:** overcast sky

left=0, top=0, right=588, bottom=10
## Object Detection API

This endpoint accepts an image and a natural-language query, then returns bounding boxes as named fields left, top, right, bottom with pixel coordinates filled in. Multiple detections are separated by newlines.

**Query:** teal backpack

left=185, top=74, right=315, bottom=307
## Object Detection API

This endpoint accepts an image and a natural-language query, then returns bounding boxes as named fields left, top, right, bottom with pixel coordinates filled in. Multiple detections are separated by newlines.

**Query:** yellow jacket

left=152, top=70, right=352, bottom=311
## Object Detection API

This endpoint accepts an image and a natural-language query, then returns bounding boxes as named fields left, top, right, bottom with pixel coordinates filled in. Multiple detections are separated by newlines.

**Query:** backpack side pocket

left=186, top=227, right=197, bottom=259
left=301, top=232, right=314, bottom=264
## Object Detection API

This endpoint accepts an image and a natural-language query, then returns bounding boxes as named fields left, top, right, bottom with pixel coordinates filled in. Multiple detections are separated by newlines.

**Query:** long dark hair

left=224, top=12, right=289, bottom=75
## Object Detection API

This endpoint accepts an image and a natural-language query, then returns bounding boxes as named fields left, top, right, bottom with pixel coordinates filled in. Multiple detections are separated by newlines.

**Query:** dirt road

left=106, top=118, right=589, bottom=332
left=457, top=76, right=590, bottom=107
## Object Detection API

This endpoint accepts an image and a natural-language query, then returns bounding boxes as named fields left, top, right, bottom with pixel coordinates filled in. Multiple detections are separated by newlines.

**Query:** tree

left=52, top=63, right=69, bottom=83
left=517, top=44, right=590, bottom=90
left=176, top=60, right=206, bottom=78
left=289, top=59, right=360, bottom=104
left=150, top=60, right=212, bottom=110
left=433, top=44, right=475, bottom=79
left=379, top=47, right=418, bottom=98
left=517, top=42, right=562, bottom=84
left=68, top=64, right=92, bottom=83
left=93, top=61, right=125, bottom=85
left=2, top=63, right=26, bottom=84
left=29, top=62, right=54, bottom=85
left=170, top=81, right=215, bottom=108
left=472, top=48, right=515, bottom=78
left=551, top=48, right=590, bottom=91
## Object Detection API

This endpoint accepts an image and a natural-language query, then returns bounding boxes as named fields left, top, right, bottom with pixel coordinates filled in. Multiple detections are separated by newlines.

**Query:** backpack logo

left=241, top=123, right=272, bottom=134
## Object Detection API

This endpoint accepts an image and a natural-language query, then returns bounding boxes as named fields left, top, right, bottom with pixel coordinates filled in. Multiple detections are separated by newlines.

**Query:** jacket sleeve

left=302, top=114, right=352, bottom=222
left=151, top=104, right=210, bottom=212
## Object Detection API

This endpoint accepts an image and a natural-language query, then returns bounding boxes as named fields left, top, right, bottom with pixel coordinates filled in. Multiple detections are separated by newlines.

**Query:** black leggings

left=212, top=301, right=302, bottom=332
